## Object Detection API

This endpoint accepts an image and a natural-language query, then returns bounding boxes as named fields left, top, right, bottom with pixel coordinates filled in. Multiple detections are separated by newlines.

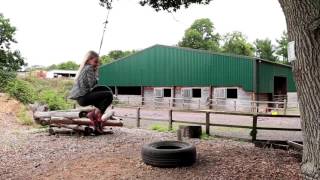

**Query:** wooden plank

left=256, top=127, right=301, bottom=131
left=205, top=112, right=210, bottom=135
left=252, top=115, right=258, bottom=142
left=168, top=109, right=173, bottom=130
left=136, top=107, right=141, bottom=128
left=210, top=123, right=252, bottom=129
left=173, top=120, right=205, bottom=125
left=287, top=141, right=303, bottom=150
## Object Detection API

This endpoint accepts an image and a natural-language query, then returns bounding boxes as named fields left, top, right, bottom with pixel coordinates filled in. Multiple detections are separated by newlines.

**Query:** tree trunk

left=278, top=0, right=320, bottom=179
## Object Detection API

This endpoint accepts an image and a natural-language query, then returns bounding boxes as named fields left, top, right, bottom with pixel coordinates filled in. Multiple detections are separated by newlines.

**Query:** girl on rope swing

left=69, top=51, right=113, bottom=133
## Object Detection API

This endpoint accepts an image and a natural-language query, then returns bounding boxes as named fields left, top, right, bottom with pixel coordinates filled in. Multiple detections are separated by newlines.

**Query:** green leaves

left=275, top=31, right=288, bottom=62
left=254, top=38, right=278, bottom=61
left=100, top=50, right=136, bottom=65
left=39, top=89, right=70, bottom=110
left=0, top=14, right=25, bottom=71
left=47, top=61, right=79, bottom=70
left=179, top=18, right=220, bottom=52
left=5, top=79, right=36, bottom=104
left=222, top=31, right=255, bottom=57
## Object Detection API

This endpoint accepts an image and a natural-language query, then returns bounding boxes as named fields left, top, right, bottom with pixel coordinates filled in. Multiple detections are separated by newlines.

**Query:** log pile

left=33, top=107, right=123, bottom=136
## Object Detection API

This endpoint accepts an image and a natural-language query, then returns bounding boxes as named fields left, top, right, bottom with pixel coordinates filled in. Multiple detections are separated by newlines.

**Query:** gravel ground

left=0, top=110, right=302, bottom=180
left=113, top=107, right=303, bottom=141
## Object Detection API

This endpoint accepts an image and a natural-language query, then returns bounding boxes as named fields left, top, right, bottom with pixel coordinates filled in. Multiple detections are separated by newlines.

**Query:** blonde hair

left=75, top=51, right=99, bottom=80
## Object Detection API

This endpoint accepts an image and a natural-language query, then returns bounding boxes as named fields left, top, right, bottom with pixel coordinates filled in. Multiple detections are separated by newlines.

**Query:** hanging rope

left=98, top=9, right=111, bottom=55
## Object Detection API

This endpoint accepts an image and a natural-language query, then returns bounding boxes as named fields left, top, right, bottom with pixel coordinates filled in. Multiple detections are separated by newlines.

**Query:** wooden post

left=172, top=86, right=176, bottom=107
left=209, top=86, right=213, bottom=109
left=141, top=86, right=145, bottom=106
left=168, top=109, right=173, bottom=130
left=284, top=99, right=287, bottom=115
left=251, top=115, right=258, bottom=142
left=115, top=86, right=118, bottom=96
left=205, top=112, right=210, bottom=135
left=136, top=107, right=141, bottom=128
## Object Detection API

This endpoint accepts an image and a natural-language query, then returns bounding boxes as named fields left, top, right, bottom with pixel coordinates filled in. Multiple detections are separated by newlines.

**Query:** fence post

left=168, top=109, right=173, bottom=130
left=251, top=114, right=258, bottom=142
left=205, top=112, right=210, bottom=135
left=234, top=100, right=237, bottom=111
left=73, top=103, right=76, bottom=109
left=136, top=107, right=141, bottom=128
left=284, top=99, right=287, bottom=115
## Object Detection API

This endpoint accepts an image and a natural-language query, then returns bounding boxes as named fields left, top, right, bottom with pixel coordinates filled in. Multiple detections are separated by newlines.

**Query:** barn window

left=227, top=88, right=238, bottom=99
left=192, top=89, right=201, bottom=98
left=182, top=88, right=192, bottom=99
left=214, top=88, right=226, bottom=99
left=163, top=89, right=171, bottom=97
left=117, top=86, right=141, bottom=95
left=154, top=88, right=164, bottom=98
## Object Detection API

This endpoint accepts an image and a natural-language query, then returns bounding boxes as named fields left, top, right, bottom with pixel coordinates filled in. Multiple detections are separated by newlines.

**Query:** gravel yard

left=0, top=109, right=302, bottom=180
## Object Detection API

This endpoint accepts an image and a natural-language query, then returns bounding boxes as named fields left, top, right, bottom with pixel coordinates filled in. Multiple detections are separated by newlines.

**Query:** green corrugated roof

left=99, top=44, right=296, bottom=93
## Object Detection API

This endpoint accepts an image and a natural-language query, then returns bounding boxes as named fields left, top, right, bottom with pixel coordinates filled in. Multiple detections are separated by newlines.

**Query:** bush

left=39, top=89, right=71, bottom=110
left=5, top=79, right=36, bottom=104
left=0, top=69, right=16, bottom=92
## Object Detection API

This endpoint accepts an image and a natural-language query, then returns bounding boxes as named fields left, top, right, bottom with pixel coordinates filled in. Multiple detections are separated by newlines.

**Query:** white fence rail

left=112, top=96, right=300, bottom=115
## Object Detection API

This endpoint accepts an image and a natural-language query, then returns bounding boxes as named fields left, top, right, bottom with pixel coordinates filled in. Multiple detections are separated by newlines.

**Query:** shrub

left=39, top=89, right=71, bottom=110
left=5, top=79, right=36, bottom=104
left=0, top=69, right=16, bottom=92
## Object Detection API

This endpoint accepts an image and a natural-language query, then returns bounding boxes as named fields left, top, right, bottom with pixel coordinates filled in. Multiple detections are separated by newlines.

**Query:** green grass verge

left=200, top=133, right=215, bottom=140
left=17, top=105, right=34, bottom=126
left=150, top=123, right=178, bottom=133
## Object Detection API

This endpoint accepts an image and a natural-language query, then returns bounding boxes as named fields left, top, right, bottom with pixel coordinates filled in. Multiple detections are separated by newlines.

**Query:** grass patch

left=200, top=133, right=215, bottom=140
left=150, top=123, right=177, bottom=133
left=17, top=105, right=34, bottom=126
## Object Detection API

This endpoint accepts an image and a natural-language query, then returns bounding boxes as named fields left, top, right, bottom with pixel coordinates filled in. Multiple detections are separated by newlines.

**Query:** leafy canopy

left=100, top=50, right=136, bottom=64
left=0, top=14, right=25, bottom=71
left=222, top=31, right=255, bottom=56
left=254, top=38, right=278, bottom=61
left=99, top=0, right=212, bottom=11
left=179, top=18, right=220, bottom=52
left=275, top=31, right=288, bottom=62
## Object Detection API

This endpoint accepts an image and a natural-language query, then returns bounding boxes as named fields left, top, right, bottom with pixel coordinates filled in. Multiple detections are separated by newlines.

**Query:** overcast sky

left=0, top=0, right=287, bottom=67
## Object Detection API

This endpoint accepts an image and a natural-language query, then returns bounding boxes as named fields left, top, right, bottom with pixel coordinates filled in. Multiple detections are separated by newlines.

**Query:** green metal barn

left=99, top=45, right=297, bottom=111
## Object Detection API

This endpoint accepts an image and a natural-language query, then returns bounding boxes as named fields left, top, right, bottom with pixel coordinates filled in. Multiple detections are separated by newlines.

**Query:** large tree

left=0, top=14, right=25, bottom=71
left=222, top=31, right=255, bottom=56
left=178, top=18, right=220, bottom=52
left=254, top=38, right=278, bottom=61
left=100, top=0, right=320, bottom=179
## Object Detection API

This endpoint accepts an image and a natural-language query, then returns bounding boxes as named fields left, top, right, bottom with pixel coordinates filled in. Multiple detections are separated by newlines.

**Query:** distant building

left=46, top=70, right=77, bottom=79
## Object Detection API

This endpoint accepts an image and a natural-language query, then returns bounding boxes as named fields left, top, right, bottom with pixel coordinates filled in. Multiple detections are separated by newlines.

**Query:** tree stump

left=178, top=125, right=202, bottom=139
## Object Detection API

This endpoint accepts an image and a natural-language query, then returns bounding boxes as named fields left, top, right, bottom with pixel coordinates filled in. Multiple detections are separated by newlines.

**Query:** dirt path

left=0, top=98, right=302, bottom=180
